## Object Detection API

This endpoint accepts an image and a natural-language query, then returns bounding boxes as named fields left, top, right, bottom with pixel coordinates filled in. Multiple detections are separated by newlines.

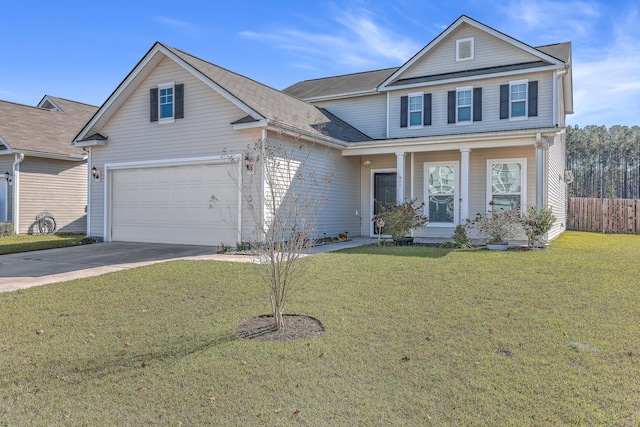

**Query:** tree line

left=566, top=125, right=640, bottom=199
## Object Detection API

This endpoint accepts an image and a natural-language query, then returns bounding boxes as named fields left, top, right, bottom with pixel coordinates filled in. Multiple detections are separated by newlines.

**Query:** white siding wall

left=89, top=57, right=260, bottom=240
left=19, top=158, right=87, bottom=234
left=402, top=23, right=540, bottom=79
left=315, top=94, right=387, bottom=139
left=389, top=71, right=554, bottom=139
left=547, top=133, right=567, bottom=240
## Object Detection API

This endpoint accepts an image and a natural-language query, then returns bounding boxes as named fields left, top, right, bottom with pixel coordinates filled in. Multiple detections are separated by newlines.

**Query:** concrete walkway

left=0, top=238, right=376, bottom=292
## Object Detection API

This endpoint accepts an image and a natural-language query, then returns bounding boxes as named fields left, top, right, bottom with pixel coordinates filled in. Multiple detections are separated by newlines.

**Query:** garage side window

left=150, top=82, right=184, bottom=123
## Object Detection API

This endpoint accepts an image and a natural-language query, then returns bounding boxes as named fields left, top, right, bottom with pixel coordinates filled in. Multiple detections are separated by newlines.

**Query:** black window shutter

left=400, top=96, right=408, bottom=128
left=175, top=84, right=184, bottom=119
left=473, top=87, right=482, bottom=122
left=499, top=84, right=509, bottom=119
left=528, top=81, right=538, bottom=117
left=447, top=91, right=456, bottom=124
left=150, top=88, right=158, bottom=122
left=423, top=93, right=432, bottom=126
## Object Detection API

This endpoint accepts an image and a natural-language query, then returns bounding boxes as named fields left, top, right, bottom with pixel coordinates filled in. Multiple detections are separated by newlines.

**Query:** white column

left=460, top=148, right=470, bottom=223
left=396, top=152, right=405, bottom=204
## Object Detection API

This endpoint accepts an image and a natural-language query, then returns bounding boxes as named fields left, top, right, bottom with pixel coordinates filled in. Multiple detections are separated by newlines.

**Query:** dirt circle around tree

left=235, top=314, right=324, bottom=342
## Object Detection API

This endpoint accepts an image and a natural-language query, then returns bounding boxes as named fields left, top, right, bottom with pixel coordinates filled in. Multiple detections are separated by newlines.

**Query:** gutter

left=11, top=153, right=24, bottom=233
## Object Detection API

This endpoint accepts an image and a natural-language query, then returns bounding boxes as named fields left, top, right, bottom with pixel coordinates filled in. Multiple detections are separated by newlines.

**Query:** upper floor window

left=510, top=80, right=527, bottom=119
left=409, top=93, right=423, bottom=127
left=150, top=83, right=184, bottom=123
left=448, top=87, right=482, bottom=124
left=159, top=83, right=174, bottom=120
left=457, top=87, right=472, bottom=123
left=456, top=37, right=474, bottom=61
left=500, top=80, right=537, bottom=120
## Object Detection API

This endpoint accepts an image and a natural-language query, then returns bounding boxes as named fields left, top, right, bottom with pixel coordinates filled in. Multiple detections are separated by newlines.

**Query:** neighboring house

left=0, top=96, right=98, bottom=234
left=73, top=15, right=572, bottom=246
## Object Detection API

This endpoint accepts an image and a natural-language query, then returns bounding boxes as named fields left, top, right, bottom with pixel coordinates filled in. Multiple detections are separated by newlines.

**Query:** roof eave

left=342, top=127, right=564, bottom=156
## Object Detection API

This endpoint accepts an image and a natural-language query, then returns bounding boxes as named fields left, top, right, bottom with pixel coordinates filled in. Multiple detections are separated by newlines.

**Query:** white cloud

left=240, top=8, right=420, bottom=71
left=154, top=16, right=203, bottom=37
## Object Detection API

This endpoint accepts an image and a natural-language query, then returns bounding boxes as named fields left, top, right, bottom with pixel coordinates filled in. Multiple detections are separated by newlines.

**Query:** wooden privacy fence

left=567, top=198, right=640, bottom=234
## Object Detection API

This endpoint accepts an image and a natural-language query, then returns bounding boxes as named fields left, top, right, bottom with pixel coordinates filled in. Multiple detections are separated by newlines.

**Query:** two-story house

left=73, top=15, right=572, bottom=246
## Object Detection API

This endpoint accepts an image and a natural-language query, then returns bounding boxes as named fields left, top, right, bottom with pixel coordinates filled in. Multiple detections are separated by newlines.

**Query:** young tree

left=236, top=129, right=335, bottom=330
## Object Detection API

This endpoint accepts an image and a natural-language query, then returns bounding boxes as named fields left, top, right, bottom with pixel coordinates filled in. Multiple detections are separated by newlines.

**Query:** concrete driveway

left=0, top=238, right=375, bottom=292
left=0, top=242, right=249, bottom=292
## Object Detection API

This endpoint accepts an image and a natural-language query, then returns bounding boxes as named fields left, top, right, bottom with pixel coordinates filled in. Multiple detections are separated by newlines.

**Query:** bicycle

left=36, top=211, right=57, bottom=236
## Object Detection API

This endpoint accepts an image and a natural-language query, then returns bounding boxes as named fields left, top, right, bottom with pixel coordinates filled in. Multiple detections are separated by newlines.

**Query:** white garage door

left=110, top=163, right=239, bottom=245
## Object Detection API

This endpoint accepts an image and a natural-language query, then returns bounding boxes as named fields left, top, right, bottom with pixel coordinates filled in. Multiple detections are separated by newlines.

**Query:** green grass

left=1, top=231, right=639, bottom=425
left=0, top=234, right=85, bottom=255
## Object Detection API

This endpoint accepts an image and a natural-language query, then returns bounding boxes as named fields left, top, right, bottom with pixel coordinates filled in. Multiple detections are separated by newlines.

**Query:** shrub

left=521, top=205, right=556, bottom=248
left=0, top=222, right=14, bottom=237
left=372, top=199, right=430, bottom=242
left=468, top=208, right=522, bottom=244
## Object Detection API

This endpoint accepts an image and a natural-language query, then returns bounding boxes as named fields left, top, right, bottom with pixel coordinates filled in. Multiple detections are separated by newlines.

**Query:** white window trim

left=408, top=92, right=424, bottom=128
left=486, top=158, right=527, bottom=212
left=509, top=79, right=528, bottom=121
left=424, top=161, right=459, bottom=227
left=456, top=37, right=474, bottom=61
left=456, top=86, right=473, bottom=125
left=158, top=82, right=175, bottom=124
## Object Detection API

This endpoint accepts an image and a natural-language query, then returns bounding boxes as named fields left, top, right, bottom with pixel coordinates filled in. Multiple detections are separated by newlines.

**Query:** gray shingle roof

left=536, top=42, right=571, bottom=63
left=282, top=67, right=398, bottom=100
left=0, top=97, right=98, bottom=157
left=165, top=45, right=371, bottom=142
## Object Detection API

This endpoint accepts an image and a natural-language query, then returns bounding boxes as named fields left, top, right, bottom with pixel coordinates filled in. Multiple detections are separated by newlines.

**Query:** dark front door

left=373, top=172, right=397, bottom=234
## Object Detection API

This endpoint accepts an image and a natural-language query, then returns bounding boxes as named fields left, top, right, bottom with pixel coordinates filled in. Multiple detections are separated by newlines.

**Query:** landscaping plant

left=371, top=199, right=429, bottom=243
left=521, top=205, right=556, bottom=248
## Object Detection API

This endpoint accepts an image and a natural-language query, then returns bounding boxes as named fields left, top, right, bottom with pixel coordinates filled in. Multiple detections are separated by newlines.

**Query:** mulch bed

left=235, top=314, right=324, bottom=342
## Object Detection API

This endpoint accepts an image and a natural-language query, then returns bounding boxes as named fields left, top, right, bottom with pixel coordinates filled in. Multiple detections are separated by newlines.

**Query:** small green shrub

left=0, top=222, right=15, bottom=237
left=521, top=205, right=556, bottom=248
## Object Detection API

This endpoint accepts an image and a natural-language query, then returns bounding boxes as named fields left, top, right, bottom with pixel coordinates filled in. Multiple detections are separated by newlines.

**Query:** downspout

left=12, top=153, right=24, bottom=233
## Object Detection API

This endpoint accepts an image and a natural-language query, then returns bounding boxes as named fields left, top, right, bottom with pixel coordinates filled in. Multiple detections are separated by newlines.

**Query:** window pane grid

left=457, top=89, right=471, bottom=122
left=159, top=87, right=174, bottom=119
left=408, top=95, right=422, bottom=126
left=490, top=162, right=522, bottom=210
left=510, top=83, right=526, bottom=117
left=427, top=165, right=455, bottom=223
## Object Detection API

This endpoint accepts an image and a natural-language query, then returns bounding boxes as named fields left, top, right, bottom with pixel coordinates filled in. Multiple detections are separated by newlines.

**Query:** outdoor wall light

left=4, top=171, right=11, bottom=183
left=244, top=155, right=259, bottom=174
left=362, top=160, right=373, bottom=167
left=91, top=166, right=101, bottom=181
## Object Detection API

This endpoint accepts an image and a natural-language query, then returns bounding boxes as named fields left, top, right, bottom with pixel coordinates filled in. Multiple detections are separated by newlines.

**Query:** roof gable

left=379, top=15, right=567, bottom=90
left=75, top=42, right=365, bottom=144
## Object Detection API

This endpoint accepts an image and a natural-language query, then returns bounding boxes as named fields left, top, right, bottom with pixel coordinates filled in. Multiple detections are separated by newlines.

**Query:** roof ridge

left=45, top=95, right=99, bottom=108
left=290, top=67, right=400, bottom=85
left=0, top=99, right=56, bottom=112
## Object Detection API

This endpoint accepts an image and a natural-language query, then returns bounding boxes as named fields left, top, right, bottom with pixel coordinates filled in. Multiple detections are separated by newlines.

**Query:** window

left=409, top=93, right=423, bottom=127
left=510, top=80, right=527, bottom=119
left=425, top=162, right=458, bottom=225
left=487, top=159, right=527, bottom=211
left=457, top=88, right=472, bottom=123
left=150, top=83, right=184, bottom=123
left=456, top=37, right=474, bottom=61
left=500, top=80, right=537, bottom=120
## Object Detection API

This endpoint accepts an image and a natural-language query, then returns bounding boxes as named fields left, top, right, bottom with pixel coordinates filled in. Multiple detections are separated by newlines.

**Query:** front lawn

left=0, top=234, right=84, bottom=255
left=0, top=231, right=638, bottom=425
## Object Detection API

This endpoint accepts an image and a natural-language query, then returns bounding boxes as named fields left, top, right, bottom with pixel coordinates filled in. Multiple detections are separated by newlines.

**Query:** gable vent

left=456, top=38, right=474, bottom=61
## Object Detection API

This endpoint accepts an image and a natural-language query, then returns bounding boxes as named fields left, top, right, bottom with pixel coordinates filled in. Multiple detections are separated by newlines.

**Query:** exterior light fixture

left=4, top=171, right=10, bottom=184
left=91, top=166, right=101, bottom=181
left=362, top=160, right=373, bottom=167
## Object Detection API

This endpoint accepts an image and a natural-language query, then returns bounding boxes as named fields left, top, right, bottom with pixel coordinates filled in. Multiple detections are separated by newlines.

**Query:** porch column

left=396, top=152, right=405, bottom=204
left=460, top=148, right=470, bottom=223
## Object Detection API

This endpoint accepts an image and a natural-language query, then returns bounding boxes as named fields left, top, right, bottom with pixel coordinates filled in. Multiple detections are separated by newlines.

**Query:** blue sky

left=1, top=0, right=637, bottom=127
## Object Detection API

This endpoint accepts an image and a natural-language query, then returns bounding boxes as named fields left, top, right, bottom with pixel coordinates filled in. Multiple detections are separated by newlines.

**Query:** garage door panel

left=111, top=163, right=238, bottom=245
